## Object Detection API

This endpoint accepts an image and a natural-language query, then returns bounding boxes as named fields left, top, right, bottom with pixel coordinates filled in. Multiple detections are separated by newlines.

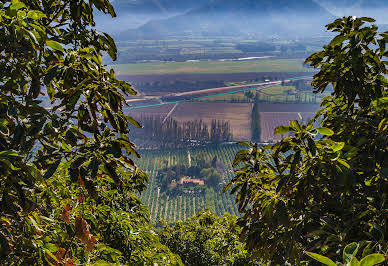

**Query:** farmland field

left=111, top=59, right=314, bottom=75
left=259, top=112, right=316, bottom=142
left=135, top=145, right=242, bottom=223
left=170, top=102, right=252, bottom=141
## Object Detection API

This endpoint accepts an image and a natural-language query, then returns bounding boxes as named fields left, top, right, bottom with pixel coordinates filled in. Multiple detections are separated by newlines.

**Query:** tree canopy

left=0, top=0, right=181, bottom=264
left=158, top=210, right=258, bottom=266
left=225, top=16, right=387, bottom=264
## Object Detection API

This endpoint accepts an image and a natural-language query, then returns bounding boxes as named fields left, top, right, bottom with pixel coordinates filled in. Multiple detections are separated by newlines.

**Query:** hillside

left=316, top=0, right=388, bottom=23
left=117, top=0, right=335, bottom=40
left=95, top=0, right=209, bottom=33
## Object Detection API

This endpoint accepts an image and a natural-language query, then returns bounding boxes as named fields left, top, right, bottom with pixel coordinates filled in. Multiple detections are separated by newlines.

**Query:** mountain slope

left=118, top=0, right=335, bottom=40
left=95, top=0, right=209, bottom=33
left=316, top=0, right=388, bottom=23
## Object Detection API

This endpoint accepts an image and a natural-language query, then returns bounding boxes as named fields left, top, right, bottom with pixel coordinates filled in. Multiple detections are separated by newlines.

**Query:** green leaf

left=331, top=142, right=345, bottom=152
left=305, top=252, right=337, bottom=266
left=350, top=257, right=360, bottom=266
left=274, top=126, right=291, bottom=135
left=27, top=10, right=47, bottom=20
left=127, top=115, right=142, bottom=128
left=10, top=1, right=26, bottom=11
left=44, top=243, right=59, bottom=253
left=329, top=35, right=347, bottom=47
left=46, top=40, right=64, bottom=52
left=343, top=243, right=359, bottom=264
left=338, top=159, right=350, bottom=169
left=43, top=159, right=61, bottom=180
left=93, top=261, right=111, bottom=266
left=359, top=17, right=376, bottom=23
left=359, top=254, right=385, bottom=266
left=316, top=127, right=334, bottom=136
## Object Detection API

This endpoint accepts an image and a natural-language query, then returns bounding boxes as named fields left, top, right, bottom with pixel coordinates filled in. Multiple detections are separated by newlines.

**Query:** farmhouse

left=178, top=178, right=204, bottom=186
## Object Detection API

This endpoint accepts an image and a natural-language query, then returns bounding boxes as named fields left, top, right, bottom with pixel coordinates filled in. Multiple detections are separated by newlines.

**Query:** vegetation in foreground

left=0, top=1, right=181, bottom=264
left=224, top=16, right=388, bottom=264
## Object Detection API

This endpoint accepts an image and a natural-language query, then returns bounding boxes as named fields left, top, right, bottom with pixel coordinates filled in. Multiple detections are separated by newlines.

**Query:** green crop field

left=111, top=59, right=314, bottom=75
left=135, top=145, right=242, bottom=223
left=197, top=85, right=324, bottom=104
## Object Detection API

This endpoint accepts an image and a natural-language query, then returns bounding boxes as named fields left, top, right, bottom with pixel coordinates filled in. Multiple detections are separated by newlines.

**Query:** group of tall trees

left=0, top=0, right=386, bottom=264
left=133, top=116, right=232, bottom=145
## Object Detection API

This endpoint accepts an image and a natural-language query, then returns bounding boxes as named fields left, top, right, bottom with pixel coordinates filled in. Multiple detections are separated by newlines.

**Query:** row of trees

left=132, top=116, right=233, bottom=145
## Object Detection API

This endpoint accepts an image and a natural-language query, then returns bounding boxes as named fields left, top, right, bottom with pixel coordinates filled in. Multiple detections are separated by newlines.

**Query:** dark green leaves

left=43, top=159, right=61, bottom=179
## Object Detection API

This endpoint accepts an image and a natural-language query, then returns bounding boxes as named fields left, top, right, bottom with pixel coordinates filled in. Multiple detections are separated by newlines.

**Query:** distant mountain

left=111, top=0, right=210, bottom=14
left=117, top=0, right=335, bottom=40
left=95, top=0, right=209, bottom=33
left=316, top=0, right=388, bottom=23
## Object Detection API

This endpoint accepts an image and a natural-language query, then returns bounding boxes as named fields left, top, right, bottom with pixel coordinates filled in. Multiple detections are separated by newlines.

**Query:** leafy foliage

left=0, top=0, right=181, bottom=264
left=306, top=242, right=386, bottom=266
left=225, top=16, right=388, bottom=264
left=158, top=210, right=259, bottom=266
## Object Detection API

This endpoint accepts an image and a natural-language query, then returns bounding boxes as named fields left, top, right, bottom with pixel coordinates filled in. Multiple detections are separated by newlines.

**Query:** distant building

left=178, top=178, right=204, bottom=186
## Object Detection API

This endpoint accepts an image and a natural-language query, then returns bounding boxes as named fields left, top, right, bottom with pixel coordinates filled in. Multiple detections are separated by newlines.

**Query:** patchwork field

left=112, top=59, right=314, bottom=75
left=170, top=102, right=253, bottom=141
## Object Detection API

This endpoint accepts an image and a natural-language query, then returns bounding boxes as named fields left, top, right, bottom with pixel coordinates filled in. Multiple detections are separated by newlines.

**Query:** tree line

left=132, top=115, right=233, bottom=145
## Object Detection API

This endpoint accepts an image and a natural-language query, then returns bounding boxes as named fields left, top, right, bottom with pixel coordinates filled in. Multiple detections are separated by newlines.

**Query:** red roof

left=178, top=178, right=204, bottom=186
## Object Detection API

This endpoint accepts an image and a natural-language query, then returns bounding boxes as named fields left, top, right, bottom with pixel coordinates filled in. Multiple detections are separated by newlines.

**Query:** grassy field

left=197, top=85, right=322, bottom=104
left=111, top=59, right=314, bottom=75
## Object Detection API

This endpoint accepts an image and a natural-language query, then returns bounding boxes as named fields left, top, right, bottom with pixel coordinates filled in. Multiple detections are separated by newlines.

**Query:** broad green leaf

left=316, top=127, right=334, bottom=136
left=44, top=243, right=59, bottom=253
left=127, top=115, right=142, bottom=128
left=329, top=35, right=347, bottom=47
left=359, top=254, right=385, bottom=266
left=274, top=126, right=291, bottom=135
left=305, top=252, right=337, bottom=266
left=343, top=242, right=359, bottom=264
left=350, top=257, right=360, bottom=266
left=332, top=142, right=345, bottom=152
left=46, top=40, right=64, bottom=52
left=27, top=10, right=47, bottom=20
left=10, top=1, right=26, bottom=11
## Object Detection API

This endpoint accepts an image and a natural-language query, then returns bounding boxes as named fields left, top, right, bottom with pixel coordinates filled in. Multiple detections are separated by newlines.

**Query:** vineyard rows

left=136, top=145, right=241, bottom=222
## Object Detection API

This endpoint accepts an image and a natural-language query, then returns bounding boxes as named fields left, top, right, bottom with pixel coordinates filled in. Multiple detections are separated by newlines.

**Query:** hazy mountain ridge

left=316, top=0, right=388, bottom=23
left=116, top=0, right=335, bottom=40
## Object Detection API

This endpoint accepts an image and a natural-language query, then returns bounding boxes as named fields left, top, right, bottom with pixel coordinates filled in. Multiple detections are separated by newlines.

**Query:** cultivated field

left=135, top=145, right=242, bottom=223
left=111, top=59, right=314, bottom=75
left=260, top=112, right=316, bottom=142
left=125, top=104, right=175, bottom=120
left=170, top=102, right=252, bottom=141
